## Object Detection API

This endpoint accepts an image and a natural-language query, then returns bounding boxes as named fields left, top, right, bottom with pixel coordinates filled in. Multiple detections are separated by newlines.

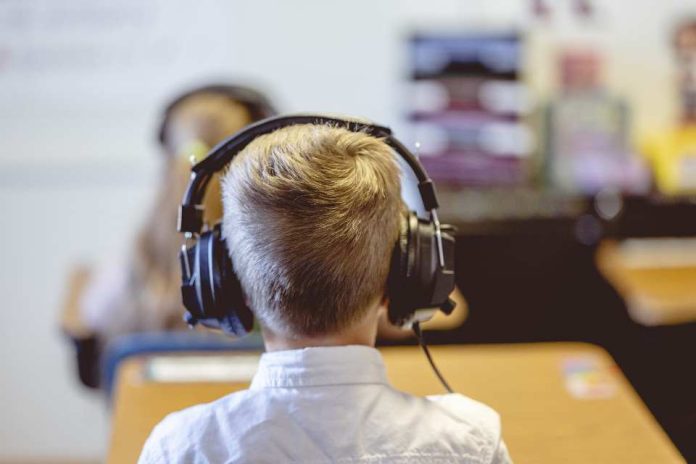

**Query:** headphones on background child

left=157, top=84, right=278, bottom=152
left=177, top=114, right=457, bottom=337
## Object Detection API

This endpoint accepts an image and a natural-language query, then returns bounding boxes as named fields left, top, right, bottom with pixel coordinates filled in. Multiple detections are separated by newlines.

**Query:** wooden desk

left=597, top=239, right=696, bottom=326
left=108, top=343, right=684, bottom=463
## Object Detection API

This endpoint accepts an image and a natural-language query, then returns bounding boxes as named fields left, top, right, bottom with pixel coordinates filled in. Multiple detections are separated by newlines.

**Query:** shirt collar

left=250, top=345, right=389, bottom=389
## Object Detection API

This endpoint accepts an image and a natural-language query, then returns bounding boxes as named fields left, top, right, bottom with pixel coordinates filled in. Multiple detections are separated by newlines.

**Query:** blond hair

left=221, top=124, right=402, bottom=337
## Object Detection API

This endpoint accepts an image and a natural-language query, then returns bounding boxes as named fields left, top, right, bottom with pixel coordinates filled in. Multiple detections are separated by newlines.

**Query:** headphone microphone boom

left=177, top=113, right=457, bottom=337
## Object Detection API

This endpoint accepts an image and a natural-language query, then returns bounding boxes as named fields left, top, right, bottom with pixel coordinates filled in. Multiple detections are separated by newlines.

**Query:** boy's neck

left=262, top=308, right=381, bottom=352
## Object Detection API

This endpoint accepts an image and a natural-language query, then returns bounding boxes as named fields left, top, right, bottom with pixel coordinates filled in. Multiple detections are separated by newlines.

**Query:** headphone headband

left=178, top=113, right=441, bottom=236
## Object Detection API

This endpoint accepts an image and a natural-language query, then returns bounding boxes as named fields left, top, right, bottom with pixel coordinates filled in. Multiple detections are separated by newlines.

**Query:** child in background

left=73, top=85, right=276, bottom=386
left=642, top=19, right=696, bottom=195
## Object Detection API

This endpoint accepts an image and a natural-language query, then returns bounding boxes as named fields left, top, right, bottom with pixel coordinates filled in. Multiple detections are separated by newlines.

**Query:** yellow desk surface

left=597, top=240, right=696, bottom=326
left=108, top=343, right=683, bottom=464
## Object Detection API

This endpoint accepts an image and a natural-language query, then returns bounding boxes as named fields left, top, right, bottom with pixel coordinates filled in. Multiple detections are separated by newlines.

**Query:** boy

left=138, top=124, right=512, bottom=463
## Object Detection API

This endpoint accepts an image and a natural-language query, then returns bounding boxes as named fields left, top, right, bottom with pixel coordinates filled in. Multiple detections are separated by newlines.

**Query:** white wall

left=0, top=0, right=692, bottom=461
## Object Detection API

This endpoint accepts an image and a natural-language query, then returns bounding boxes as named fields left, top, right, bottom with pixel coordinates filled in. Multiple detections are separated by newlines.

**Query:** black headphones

left=177, top=114, right=457, bottom=337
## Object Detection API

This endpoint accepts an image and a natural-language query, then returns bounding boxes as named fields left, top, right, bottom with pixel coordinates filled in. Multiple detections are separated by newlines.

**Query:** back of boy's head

left=220, top=124, right=402, bottom=337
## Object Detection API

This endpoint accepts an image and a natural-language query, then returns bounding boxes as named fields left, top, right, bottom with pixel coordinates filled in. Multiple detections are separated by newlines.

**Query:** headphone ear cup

left=387, top=211, right=417, bottom=326
left=386, top=210, right=457, bottom=327
left=214, top=235, right=255, bottom=336
left=182, top=226, right=254, bottom=337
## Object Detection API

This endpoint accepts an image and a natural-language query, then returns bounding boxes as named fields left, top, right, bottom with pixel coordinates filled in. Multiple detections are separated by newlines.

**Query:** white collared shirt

left=139, top=345, right=512, bottom=464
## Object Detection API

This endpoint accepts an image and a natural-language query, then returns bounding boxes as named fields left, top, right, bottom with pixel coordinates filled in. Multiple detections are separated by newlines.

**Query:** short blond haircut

left=221, top=124, right=401, bottom=337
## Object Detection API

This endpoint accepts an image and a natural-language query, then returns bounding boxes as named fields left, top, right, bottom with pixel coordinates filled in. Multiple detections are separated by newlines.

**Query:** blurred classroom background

left=1, top=0, right=696, bottom=462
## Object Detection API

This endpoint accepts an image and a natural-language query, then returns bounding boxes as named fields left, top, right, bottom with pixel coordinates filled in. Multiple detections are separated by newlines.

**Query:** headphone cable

left=412, top=321, right=454, bottom=394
